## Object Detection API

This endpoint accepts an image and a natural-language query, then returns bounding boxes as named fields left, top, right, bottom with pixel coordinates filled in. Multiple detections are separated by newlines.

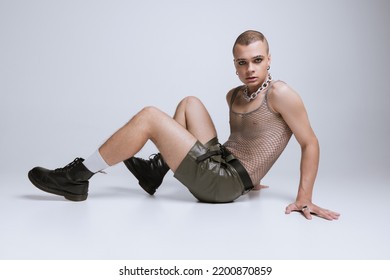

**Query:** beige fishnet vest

left=224, top=81, right=292, bottom=185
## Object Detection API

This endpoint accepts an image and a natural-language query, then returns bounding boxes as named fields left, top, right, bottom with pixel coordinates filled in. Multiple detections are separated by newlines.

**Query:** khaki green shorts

left=174, top=138, right=246, bottom=203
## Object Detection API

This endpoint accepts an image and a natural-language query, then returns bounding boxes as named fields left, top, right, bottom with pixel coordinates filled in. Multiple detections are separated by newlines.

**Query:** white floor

left=1, top=164, right=389, bottom=260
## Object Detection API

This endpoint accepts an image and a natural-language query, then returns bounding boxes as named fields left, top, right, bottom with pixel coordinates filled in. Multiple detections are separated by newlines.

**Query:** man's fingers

left=286, top=204, right=313, bottom=220
left=301, top=205, right=312, bottom=220
left=285, top=203, right=299, bottom=214
left=317, top=209, right=341, bottom=221
left=286, top=202, right=341, bottom=221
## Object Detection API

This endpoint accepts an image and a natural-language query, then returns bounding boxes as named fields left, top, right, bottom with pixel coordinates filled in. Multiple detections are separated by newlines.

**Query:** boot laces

left=148, top=154, right=160, bottom=161
left=54, top=158, right=83, bottom=173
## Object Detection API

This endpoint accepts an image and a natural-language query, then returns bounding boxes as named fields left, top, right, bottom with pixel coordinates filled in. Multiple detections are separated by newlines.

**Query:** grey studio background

left=0, top=0, right=389, bottom=259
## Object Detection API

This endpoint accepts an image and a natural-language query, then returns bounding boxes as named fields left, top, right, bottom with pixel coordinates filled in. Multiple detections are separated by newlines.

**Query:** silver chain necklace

left=242, top=73, right=272, bottom=102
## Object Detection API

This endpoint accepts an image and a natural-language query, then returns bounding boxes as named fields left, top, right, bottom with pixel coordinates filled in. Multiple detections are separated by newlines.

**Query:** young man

left=28, top=30, right=340, bottom=221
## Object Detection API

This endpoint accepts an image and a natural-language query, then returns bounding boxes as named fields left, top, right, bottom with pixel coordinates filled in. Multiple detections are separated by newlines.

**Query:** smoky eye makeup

left=254, top=58, right=263, bottom=63
left=235, top=59, right=247, bottom=66
left=235, top=55, right=264, bottom=65
left=253, top=55, right=264, bottom=62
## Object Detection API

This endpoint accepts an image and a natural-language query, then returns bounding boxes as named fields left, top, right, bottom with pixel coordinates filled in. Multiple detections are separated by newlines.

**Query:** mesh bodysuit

left=223, top=81, right=293, bottom=185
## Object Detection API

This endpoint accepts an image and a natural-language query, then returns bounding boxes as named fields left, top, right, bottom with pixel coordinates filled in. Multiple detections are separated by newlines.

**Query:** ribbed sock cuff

left=83, top=149, right=110, bottom=173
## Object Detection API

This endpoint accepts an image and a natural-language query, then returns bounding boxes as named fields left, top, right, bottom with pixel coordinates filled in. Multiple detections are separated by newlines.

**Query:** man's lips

left=246, top=77, right=257, bottom=82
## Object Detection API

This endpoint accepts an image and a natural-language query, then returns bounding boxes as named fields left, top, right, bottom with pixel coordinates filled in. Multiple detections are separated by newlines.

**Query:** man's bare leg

left=99, top=106, right=196, bottom=172
left=28, top=106, right=198, bottom=201
left=173, top=96, right=217, bottom=144
left=102, top=96, right=218, bottom=169
left=122, top=96, right=218, bottom=194
left=28, top=97, right=218, bottom=201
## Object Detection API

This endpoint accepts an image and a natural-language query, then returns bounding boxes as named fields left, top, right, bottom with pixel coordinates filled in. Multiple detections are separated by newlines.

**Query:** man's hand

left=285, top=202, right=340, bottom=220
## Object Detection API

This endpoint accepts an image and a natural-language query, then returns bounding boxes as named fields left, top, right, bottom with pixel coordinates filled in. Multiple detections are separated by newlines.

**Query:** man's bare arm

left=269, top=82, right=340, bottom=220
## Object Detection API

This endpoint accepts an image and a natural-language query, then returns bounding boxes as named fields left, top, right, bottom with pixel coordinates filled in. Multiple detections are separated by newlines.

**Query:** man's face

left=233, top=40, right=271, bottom=91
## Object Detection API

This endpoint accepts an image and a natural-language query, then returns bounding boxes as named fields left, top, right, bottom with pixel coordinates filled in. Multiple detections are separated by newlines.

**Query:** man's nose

left=247, top=62, right=255, bottom=72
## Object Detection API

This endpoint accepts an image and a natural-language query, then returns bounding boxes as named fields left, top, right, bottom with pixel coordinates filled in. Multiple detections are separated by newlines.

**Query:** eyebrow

left=235, top=55, right=265, bottom=61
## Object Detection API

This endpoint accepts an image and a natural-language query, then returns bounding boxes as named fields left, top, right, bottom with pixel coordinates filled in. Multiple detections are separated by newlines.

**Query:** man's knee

left=131, top=106, right=163, bottom=124
left=181, top=96, right=203, bottom=107
left=140, top=106, right=162, bottom=116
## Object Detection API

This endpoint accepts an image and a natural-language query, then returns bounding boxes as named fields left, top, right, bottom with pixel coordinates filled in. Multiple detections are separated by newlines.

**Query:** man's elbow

left=301, top=135, right=319, bottom=152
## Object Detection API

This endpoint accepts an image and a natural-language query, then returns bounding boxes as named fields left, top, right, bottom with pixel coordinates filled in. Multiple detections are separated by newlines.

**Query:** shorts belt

left=196, top=144, right=254, bottom=194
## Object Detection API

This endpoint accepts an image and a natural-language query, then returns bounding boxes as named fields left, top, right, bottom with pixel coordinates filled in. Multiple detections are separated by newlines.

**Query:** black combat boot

left=28, top=158, right=94, bottom=201
left=123, top=153, right=169, bottom=195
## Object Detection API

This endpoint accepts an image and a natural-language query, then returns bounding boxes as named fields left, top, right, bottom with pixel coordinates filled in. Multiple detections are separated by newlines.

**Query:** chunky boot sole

left=28, top=170, right=88, bottom=202
left=123, top=160, right=160, bottom=195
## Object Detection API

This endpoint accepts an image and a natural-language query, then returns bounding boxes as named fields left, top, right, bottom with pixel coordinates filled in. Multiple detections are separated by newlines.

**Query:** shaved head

left=233, top=30, right=269, bottom=55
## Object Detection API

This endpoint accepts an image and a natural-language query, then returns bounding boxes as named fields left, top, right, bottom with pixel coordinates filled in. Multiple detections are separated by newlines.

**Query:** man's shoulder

left=268, top=80, right=303, bottom=113
left=269, top=80, right=292, bottom=96
left=226, top=85, right=243, bottom=102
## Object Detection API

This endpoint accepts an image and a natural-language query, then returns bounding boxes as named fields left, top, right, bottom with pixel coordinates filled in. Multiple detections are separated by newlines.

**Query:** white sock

left=83, top=149, right=110, bottom=173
